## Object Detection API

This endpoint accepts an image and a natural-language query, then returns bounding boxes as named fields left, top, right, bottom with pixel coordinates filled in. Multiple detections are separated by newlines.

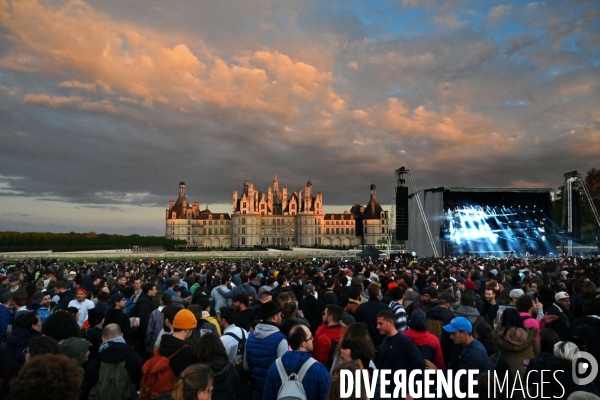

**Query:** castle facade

left=165, top=175, right=389, bottom=248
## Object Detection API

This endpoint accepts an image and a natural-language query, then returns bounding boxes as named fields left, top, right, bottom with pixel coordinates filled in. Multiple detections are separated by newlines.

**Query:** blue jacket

left=244, top=323, right=287, bottom=392
left=263, top=351, right=330, bottom=400
left=0, top=304, right=13, bottom=343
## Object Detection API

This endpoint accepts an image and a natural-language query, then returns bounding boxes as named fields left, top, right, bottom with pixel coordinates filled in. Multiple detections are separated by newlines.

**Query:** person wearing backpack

left=313, top=304, right=343, bottom=369
left=263, top=324, right=330, bottom=400
left=219, top=306, right=248, bottom=366
left=140, top=308, right=198, bottom=400
left=81, top=323, right=143, bottom=400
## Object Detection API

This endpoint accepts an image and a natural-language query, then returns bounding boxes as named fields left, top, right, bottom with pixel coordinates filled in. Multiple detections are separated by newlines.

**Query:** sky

left=0, top=0, right=599, bottom=236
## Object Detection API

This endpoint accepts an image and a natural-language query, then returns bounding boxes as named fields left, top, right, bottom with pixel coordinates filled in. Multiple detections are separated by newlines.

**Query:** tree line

left=0, top=231, right=186, bottom=252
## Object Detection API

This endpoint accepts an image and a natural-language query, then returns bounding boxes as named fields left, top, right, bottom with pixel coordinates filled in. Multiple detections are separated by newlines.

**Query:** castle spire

left=273, top=173, right=279, bottom=192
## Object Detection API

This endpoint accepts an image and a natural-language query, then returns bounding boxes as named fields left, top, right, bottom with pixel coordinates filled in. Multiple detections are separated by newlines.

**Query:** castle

left=165, top=175, right=389, bottom=248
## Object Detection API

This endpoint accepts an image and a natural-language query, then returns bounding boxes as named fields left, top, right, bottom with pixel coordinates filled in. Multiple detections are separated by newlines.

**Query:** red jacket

left=403, top=328, right=445, bottom=369
left=313, top=324, right=344, bottom=366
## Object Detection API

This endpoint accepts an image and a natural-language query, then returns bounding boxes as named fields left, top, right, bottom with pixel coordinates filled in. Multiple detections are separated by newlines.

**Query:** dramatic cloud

left=0, top=0, right=599, bottom=235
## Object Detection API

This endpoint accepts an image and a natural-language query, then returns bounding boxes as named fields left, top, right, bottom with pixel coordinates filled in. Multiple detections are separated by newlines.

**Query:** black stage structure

left=406, top=187, right=555, bottom=257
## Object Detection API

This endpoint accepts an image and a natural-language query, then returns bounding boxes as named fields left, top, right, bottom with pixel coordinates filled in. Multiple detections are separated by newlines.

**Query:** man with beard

left=545, top=291, right=573, bottom=341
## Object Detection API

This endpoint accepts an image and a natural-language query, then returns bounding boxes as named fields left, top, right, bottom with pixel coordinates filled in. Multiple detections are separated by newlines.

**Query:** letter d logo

left=573, top=351, right=598, bottom=386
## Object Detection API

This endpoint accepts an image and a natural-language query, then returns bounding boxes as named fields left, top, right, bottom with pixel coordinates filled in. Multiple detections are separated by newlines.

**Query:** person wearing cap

left=494, top=288, right=524, bottom=329
left=103, top=293, right=137, bottom=344
left=0, top=275, right=25, bottom=298
left=158, top=309, right=197, bottom=377
left=442, top=316, right=489, bottom=393
left=68, top=288, right=95, bottom=327
left=545, top=291, right=573, bottom=341
left=426, top=292, right=454, bottom=340
left=441, top=291, right=486, bottom=370
left=244, top=300, right=288, bottom=400
left=299, top=284, right=325, bottom=335
left=194, top=297, right=221, bottom=335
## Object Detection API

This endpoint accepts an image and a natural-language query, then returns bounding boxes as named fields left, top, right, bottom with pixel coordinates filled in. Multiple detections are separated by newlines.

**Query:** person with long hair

left=329, top=322, right=374, bottom=373
left=494, top=308, right=539, bottom=377
left=168, top=364, right=214, bottom=400
left=278, top=291, right=310, bottom=337
left=196, top=332, right=242, bottom=400
left=327, top=361, right=367, bottom=400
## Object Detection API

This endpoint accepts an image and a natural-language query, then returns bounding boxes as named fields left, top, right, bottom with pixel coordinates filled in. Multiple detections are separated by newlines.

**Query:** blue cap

left=455, top=276, right=466, bottom=283
left=443, top=317, right=472, bottom=333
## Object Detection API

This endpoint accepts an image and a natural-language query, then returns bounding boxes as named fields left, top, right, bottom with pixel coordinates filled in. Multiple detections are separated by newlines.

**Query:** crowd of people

left=1, top=253, right=600, bottom=400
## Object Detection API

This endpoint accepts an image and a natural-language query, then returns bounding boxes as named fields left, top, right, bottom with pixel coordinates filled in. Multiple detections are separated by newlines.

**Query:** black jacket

left=80, top=341, right=143, bottom=400
left=203, top=355, right=242, bottom=400
left=158, top=334, right=196, bottom=378
left=299, top=295, right=325, bottom=335
left=546, top=302, right=572, bottom=341
left=104, top=308, right=134, bottom=344
left=354, top=298, right=389, bottom=349
left=57, top=289, right=75, bottom=310
left=131, top=293, right=154, bottom=344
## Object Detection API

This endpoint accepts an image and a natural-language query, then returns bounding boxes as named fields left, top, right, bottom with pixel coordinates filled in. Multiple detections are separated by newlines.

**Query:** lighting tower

left=561, top=171, right=600, bottom=255
left=388, top=167, right=439, bottom=258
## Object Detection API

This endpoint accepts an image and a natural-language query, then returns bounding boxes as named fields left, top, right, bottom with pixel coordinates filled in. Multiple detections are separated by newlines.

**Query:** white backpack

left=275, top=356, right=317, bottom=400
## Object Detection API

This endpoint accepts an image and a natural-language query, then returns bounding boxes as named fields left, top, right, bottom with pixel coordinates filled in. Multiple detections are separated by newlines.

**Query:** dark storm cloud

left=0, top=0, right=599, bottom=234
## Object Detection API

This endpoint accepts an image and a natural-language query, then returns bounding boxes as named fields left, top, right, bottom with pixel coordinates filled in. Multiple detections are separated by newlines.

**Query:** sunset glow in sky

left=1, top=0, right=599, bottom=235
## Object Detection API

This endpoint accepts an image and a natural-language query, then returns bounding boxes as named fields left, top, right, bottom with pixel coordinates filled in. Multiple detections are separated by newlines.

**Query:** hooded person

left=403, top=309, right=445, bottom=369
left=244, top=301, right=288, bottom=400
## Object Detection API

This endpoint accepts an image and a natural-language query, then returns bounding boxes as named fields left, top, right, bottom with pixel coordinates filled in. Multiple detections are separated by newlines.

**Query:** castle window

left=346, top=228, right=349, bottom=234
left=220, top=215, right=224, bottom=220
left=336, top=228, right=339, bottom=234
left=261, top=204, right=265, bottom=210
left=291, top=204, right=296, bottom=210
left=241, top=238, right=245, bottom=245
left=220, top=228, right=224, bottom=235
left=326, top=228, right=329, bottom=234
left=242, top=228, right=246, bottom=234
left=226, top=228, right=230, bottom=234
left=209, top=215, right=212, bottom=220
left=382, top=227, right=385, bottom=233
left=242, top=218, right=246, bottom=225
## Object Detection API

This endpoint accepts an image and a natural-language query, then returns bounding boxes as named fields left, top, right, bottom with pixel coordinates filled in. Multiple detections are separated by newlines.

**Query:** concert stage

left=405, top=187, right=555, bottom=257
